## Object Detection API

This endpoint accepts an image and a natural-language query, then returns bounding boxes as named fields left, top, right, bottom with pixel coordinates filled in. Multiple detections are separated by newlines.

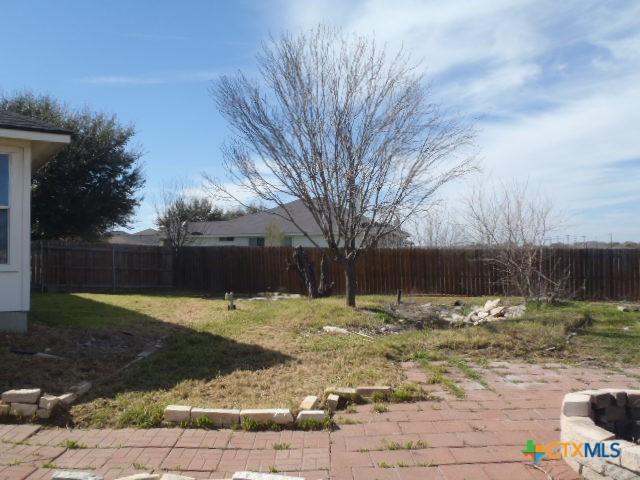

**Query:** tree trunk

left=317, top=254, right=335, bottom=297
left=287, top=246, right=318, bottom=298
left=344, top=259, right=357, bottom=307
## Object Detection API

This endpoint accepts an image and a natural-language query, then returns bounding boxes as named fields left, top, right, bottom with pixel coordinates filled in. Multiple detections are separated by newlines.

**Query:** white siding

left=0, top=143, right=29, bottom=312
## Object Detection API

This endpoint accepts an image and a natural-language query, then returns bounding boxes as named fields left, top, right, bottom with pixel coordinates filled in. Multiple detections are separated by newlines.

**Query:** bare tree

left=409, top=204, right=468, bottom=247
left=207, top=26, right=475, bottom=306
left=155, top=182, right=245, bottom=250
left=464, top=181, right=570, bottom=303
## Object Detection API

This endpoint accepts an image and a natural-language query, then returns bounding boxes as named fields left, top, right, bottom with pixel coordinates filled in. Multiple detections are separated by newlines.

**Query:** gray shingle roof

left=0, top=110, right=72, bottom=135
left=189, top=200, right=323, bottom=236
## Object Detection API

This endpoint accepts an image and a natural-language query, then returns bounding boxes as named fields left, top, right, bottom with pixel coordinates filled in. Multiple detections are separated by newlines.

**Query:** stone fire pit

left=561, top=389, right=640, bottom=479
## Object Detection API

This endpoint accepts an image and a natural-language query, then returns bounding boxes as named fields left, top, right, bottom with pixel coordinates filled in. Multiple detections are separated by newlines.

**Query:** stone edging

left=0, top=382, right=91, bottom=421
left=163, top=386, right=393, bottom=429
left=561, top=389, right=640, bottom=479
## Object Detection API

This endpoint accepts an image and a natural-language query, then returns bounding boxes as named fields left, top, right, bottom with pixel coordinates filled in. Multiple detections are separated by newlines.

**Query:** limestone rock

left=299, top=395, right=320, bottom=410
left=232, top=472, right=304, bottom=480
left=0, top=403, right=9, bottom=416
left=2, top=388, right=41, bottom=404
left=114, top=474, right=160, bottom=480
left=326, top=394, right=339, bottom=413
left=483, top=298, right=501, bottom=312
left=39, top=394, right=60, bottom=410
left=159, top=475, right=196, bottom=480
left=322, top=326, right=350, bottom=335
left=36, top=407, right=51, bottom=419
left=52, top=471, right=104, bottom=480
left=164, top=405, right=192, bottom=422
left=240, top=408, right=294, bottom=425
left=58, top=392, right=78, bottom=406
left=10, top=403, right=37, bottom=417
left=70, top=381, right=92, bottom=396
left=324, top=387, right=359, bottom=400
left=190, top=408, right=240, bottom=426
left=296, top=410, right=326, bottom=423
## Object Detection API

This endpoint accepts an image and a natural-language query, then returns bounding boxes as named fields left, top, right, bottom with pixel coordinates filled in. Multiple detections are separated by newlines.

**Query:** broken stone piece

left=52, top=472, right=104, bottom=480
left=232, top=472, right=304, bottom=480
left=296, top=410, right=326, bottom=423
left=70, top=381, right=92, bottom=396
left=10, top=403, right=37, bottom=417
left=1, top=388, right=41, bottom=404
left=58, top=392, right=78, bottom=406
left=39, top=394, right=60, bottom=410
left=326, top=394, right=340, bottom=413
left=190, top=408, right=240, bottom=426
left=322, top=326, right=350, bottom=335
left=114, top=474, right=161, bottom=480
left=483, top=298, right=501, bottom=311
left=240, top=408, right=294, bottom=425
left=36, top=407, right=52, bottom=419
left=299, top=395, right=320, bottom=410
left=163, top=405, right=191, bottom=423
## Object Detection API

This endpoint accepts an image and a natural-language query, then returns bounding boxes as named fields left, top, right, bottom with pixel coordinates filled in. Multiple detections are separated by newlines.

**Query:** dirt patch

left=0, top=323, right=157, bottom=394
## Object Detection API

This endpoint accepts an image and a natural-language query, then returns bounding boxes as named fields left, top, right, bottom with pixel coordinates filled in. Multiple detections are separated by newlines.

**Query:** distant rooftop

left=0, top=110, right=72, bottom=135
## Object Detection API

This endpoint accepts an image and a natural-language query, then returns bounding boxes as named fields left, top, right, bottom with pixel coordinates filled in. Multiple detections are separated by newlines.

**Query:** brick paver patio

left=1, top=361, right=638, bottom=480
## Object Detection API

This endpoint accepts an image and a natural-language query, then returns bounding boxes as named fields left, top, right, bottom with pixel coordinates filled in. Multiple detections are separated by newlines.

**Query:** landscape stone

left=476, top=311, right=489, bottom=319
left=1, top=388, right=41, bottom=404
left=164, top=405, right=192, bottom=422
left=36, top=407, right=51, bottom=419
left=563, top=392, right=592, bottom=417
left=483, top=298, right=501, bottom=311
left=159, top=475, right=195, bottom=480
left=324, top=387, right=359, bottom=400
left=489, top=306, right=505, bottom=316
left=590, top=392, right=614, bottom=408
left=601, top=389, right=628, bottom=406
left=70, top=381, right=92, bottom=396
left=232, top=472, right=304, bottom=480
left=296, top=410, right=326, bottom=422
left=39, top=394, right=60, bottom=410
left=299, top=395, right=320, bottom=410
left=114, top=474, right=161, bottom=480
left=355, top=386, right=392, bottom=397
left=190, top=408, right=240, bottom=426
left=52, top=471, right=104, bottom=480
left=58, top=392, right=78, bottom=406
left=0, top=403, right=9, bottom=416
left=240, top=408, right=294, bottom=425
left=326, top=394, right=339, bottom=412
left=10, top=402, right=37, bottom=417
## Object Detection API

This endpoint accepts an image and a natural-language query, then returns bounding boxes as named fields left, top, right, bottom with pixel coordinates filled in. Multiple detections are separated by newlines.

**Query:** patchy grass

left=3, top=291, right=636, bottom=428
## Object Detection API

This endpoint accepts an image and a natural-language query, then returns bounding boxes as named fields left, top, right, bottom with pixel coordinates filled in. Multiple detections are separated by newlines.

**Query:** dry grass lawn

left=0, top=291, right=637, bottom=428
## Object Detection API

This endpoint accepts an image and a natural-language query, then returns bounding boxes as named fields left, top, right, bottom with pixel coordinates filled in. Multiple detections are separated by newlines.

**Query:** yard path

left=1, top=361, right=638, bottom=480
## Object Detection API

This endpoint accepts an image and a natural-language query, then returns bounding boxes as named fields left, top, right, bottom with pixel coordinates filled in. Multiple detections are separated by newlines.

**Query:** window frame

left=0, top=152, right=10, bottom=266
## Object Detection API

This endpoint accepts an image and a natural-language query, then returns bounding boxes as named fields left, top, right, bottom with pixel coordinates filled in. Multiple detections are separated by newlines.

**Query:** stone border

left=52, top=470, right=305, bottom=480
left=0, top=382, right=91, bottom=421
left=561, top=389, right=640, bottom=479
left=163, top=386, right=393, bottom=430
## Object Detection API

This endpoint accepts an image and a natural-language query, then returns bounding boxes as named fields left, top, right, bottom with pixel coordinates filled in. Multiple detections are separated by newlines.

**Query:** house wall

left=189, top=234, right=329, bottom=248
left=0, top=140, right=31, bottom=332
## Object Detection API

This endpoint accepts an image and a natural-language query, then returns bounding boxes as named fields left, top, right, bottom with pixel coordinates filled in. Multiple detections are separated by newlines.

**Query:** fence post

left=112, top=246, right=116, bottom=293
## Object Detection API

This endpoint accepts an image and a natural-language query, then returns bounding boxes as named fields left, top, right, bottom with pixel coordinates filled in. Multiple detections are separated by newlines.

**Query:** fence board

left=31, top=241, right=640, bottom=300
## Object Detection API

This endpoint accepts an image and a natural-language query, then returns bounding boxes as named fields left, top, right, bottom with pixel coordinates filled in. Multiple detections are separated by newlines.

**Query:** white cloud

left=276, top=0, right=640, bottom=239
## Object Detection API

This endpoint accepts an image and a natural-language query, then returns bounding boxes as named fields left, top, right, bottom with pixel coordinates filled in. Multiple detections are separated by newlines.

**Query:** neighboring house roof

left=189, top=199, right=410, bottom=239
left=189, top=200, right=324, bottom=236
left=106, top=228, right=162, bottom=246
left=0, top=110, right=72, bottom=135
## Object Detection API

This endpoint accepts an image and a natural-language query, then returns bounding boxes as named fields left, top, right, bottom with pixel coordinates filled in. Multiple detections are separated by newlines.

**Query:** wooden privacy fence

left=174, top=246, right=640, bottom=301
left=32, top=241, right=640, bottom=300
left=32, top=241, right=174, bottom=292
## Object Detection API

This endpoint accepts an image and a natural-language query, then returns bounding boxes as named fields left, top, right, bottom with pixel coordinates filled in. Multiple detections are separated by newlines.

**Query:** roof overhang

left=0, top=128, right=71, bottom=169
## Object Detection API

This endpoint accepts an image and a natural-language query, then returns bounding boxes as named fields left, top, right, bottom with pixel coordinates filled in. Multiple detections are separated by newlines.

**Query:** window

left=249, top=237, right=265, bottom=247
left=0, top=154, right=8, bottom=264
left=219, top=237, right=235, bottom=242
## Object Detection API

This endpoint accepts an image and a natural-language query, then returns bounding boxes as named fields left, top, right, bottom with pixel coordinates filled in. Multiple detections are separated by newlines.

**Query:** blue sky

left=2, top=0, right=639, bottom=241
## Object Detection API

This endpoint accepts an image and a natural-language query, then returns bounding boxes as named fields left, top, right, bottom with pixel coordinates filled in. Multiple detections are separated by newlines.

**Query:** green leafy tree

left=0, top=92, right=144, bottom=239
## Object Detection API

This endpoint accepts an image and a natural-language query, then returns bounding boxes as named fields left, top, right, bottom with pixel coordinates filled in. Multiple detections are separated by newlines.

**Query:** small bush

left=241, top=417, right=283, bottom=432
left=297, top=415, right=332, bottom=431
